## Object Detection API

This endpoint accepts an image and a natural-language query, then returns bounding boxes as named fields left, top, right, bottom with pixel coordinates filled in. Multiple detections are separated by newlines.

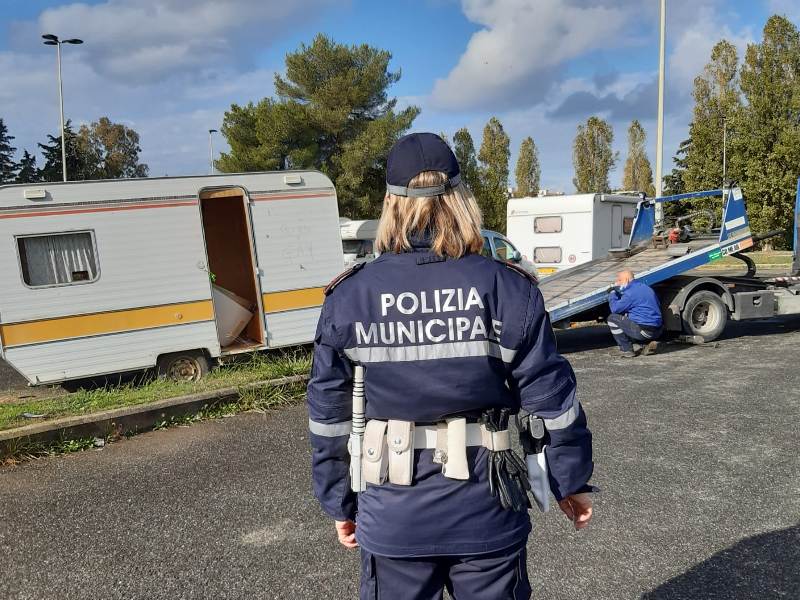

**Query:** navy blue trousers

left=359, top=543, right=531, bottom=600
left=607, top=313, right=662, bottom=352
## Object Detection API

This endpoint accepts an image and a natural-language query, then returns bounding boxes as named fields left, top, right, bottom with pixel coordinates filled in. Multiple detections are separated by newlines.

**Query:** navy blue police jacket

left=307, top=240, right=594, bottom=557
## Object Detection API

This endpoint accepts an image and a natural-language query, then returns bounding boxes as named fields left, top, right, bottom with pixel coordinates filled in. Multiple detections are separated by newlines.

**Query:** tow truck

left=539, top=180, right=800, bottom=342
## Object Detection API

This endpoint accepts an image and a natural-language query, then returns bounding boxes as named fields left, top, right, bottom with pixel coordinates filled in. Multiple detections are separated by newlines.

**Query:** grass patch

left=0, top=347, right=311, bottom=432
left=1, top=380, right=308, bottom=464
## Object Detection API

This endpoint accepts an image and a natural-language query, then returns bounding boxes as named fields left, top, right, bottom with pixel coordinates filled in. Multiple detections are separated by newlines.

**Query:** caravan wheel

left=157, top=351, right=209, bottom=382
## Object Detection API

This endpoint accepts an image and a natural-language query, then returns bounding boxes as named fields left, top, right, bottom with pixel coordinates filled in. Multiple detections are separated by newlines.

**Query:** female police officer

left=307, top=133, right=595, bottom=599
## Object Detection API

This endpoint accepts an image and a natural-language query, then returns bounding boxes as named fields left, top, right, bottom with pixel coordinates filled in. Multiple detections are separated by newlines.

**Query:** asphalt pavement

left=1, top=317, right=799, bottom=599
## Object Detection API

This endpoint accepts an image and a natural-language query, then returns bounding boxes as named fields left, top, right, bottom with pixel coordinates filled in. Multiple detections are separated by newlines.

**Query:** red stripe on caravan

left=250, top=193, right=334, bottom=202
left=0, top=200, right=198, bottom=219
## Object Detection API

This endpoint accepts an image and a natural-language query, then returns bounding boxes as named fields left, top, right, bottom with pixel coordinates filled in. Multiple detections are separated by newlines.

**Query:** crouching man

left=607, top=270, right=663, bottom=357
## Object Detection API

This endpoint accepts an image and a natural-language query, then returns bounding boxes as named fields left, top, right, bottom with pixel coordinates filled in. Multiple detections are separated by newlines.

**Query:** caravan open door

left=198, top=186, right=266, bottom=354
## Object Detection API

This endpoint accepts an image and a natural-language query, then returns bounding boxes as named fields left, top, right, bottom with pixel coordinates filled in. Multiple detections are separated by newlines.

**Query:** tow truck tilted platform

left=539, top=181, right=800, bottom=341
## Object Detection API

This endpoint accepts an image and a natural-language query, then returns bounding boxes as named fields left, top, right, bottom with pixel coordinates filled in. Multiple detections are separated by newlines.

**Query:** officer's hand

left=557, top=493, right=593, bottom=530
left=335, top=519, right=358, bottom=549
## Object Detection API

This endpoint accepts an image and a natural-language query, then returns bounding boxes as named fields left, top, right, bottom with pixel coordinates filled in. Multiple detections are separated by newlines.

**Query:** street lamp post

left=654, top=0, right=666, bottom=221
left=42, top=34, right=83, bottom=182
left=208, top=129, right=218, bottom=175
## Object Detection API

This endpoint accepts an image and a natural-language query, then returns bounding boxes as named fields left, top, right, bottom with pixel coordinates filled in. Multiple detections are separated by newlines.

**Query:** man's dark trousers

left=607, top=313, right=662, bottom=352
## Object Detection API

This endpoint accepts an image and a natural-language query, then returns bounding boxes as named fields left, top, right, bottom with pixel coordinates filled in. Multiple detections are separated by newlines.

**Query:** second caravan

left=507, top=193, right=640, bottom=275
left=0, top=171, right=343, bottom=385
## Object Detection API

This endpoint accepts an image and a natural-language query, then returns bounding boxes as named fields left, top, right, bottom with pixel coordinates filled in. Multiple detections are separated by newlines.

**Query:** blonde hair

left=374, top=171, right=484, bottom=258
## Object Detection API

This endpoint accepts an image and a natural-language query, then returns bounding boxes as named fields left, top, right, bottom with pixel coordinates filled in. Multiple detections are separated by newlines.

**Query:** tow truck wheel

left=156, top=351, right=209, bottom=382
left=681, top=290, right=728, bottom=342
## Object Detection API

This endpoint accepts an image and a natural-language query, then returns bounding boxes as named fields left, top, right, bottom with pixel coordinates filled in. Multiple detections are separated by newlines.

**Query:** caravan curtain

left=19, top=232, right=98, bottom=286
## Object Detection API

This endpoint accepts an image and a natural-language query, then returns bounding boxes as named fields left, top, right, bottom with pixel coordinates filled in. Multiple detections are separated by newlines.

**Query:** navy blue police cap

left=386, top=132, right=461, bottom=198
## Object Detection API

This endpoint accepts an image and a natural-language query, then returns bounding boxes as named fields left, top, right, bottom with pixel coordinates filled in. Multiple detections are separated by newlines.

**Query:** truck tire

left=156, top=351, right=209, bottom=382
left=681, top=290, right=728, bottom=342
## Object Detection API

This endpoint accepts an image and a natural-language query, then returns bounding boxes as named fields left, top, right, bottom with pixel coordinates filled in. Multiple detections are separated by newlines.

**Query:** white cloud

left=12, top=0, right=343, bottom=83
left=430, top=0, right=636, bottom=111
left=1, top=0, right=346, bottom=176
left=668, top=4, right=754, bottom=98
left=767, top=0, right=800, bottom=23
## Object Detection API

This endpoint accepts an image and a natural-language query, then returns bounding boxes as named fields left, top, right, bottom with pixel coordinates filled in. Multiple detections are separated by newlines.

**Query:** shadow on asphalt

left=642, top=525, right=800, bottom=599
left=554, top=315, right=800, bottom=356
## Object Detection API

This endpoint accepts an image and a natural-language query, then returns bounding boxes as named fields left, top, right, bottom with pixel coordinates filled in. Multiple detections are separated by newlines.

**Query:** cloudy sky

left=1, top=0, right=798, bottom=191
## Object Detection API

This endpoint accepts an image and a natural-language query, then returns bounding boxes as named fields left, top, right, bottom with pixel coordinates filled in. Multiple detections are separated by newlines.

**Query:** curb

left=0, top=373, right=309, bottom=448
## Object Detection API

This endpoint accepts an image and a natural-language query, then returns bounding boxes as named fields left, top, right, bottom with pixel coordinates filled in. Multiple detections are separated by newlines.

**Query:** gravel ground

left=1, top=317, right=799, bottom=599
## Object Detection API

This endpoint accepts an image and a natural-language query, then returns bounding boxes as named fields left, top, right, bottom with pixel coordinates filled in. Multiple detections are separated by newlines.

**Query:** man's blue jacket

left=608, top=280, right=663, bottom=327
left=307, top=241, right=594, bottom=557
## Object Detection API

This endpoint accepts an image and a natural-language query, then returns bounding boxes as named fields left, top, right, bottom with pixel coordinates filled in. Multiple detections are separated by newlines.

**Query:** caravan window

left=17, top=231, right=99, bottom=288
left=533, top=247, right=562, bottom=263
left=534, top=216, right=562, bottom=233
left=623, top=216, right=635, bottom=235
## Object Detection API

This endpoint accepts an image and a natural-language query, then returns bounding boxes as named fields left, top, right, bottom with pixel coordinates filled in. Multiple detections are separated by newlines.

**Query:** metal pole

left=208, top=129, right=217, bottom=175
left=654, top=0, right=666, bottom=221
left=56, top=41, right=67, bottom=182
left=208, top=134, right=214, bottom=174
left=722, top=119, right=727, bottom=186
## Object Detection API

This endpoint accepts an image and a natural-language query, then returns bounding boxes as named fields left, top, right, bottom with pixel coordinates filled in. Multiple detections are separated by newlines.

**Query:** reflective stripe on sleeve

left=541, top=398, right=579, bottom=431
left=344, top=340, right=517, bottom=364
left=308, top=419, right=352, bottom=437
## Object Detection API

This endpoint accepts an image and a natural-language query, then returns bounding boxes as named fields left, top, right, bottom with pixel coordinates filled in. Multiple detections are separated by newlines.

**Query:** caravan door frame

left=196, top=185, right=267, bottom=355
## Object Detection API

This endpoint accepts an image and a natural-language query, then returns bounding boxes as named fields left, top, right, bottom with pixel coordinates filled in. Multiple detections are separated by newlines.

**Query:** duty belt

left=360, top=418, right=511, bottom=486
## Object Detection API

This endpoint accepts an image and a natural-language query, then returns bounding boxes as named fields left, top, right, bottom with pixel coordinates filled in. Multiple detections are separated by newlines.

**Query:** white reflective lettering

left=356, top=321, right=378, bottom=344
left=425, top=318, right=447, bottom=342
left=492, top=319, right=503, bottom=339
left=420, top=291, right=433, bottom=313
left=381, top=294, right=395, bottom=317
left=465, top=287, right=484, bottom=310
left=379, top=322, right=396, bottom=344
left=397, top=292, right=419, bottom=315
left=455, top=316, right=471, bottom=340
left=397, top=321, right=416, bottom=344
left=470, top=316, right=487, bottom=340
left=442, top=289, right=456, bottom=312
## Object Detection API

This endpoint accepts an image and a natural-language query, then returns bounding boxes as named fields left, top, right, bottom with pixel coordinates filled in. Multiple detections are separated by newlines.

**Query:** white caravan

left=0, top=171, right=343, bottom=385
left=340, top=218, right=379, bottom=268
left=506, top=193, right=640, bottom=275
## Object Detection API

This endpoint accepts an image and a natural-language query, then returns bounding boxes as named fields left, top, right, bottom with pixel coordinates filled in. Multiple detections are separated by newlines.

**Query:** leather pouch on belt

left=443, top=417, right=469, bottom=480
left=387, top=420, right=414, bottom=486
left=362, top=420, right=389, bottom=485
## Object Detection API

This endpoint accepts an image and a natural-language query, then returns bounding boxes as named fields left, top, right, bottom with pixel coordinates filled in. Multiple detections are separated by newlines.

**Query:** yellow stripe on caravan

left=0, top=300, right=214, bottom=348
left=262, top=287, right=325, bottom=313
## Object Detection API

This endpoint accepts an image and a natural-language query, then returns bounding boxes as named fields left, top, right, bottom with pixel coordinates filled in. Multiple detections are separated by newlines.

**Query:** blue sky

left=1, top=0, right=798, bottom=191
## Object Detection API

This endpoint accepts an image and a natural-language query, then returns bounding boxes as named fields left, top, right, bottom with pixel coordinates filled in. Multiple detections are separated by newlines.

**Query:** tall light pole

left=208, top=129, right=218, bottom=175
left=654, top=0, right=666, bottom=222
left=42, top=34, right=83, bottom=182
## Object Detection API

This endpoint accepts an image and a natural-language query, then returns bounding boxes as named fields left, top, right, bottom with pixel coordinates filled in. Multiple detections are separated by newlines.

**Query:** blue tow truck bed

left=538, top=184, right=800, bottom=341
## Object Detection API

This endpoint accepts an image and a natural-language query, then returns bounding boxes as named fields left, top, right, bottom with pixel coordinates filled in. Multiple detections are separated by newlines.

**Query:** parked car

left=481, top=229, right=538, bottom=277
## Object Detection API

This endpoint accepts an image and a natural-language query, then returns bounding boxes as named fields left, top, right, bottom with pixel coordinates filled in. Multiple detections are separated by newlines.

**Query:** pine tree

left=572, top=116, right=617, bottom=193
left=15, top=150, right=39, bottom=183
left=0, top=118, right=18, bottom=183
left=663, top=138, right=692, bottom=219
left=514, top=136, right=540, bottom=197
left=477, top=117, right=511, bottom=233
left=732, top=16, right=800, bottom=247
left=452, top=128, right=482, bottom=199
left=218, top=34, right=419, bottom=218
left=622, top=120, right=655, bottom=196
left=39, top=121, right=98, bottom=182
